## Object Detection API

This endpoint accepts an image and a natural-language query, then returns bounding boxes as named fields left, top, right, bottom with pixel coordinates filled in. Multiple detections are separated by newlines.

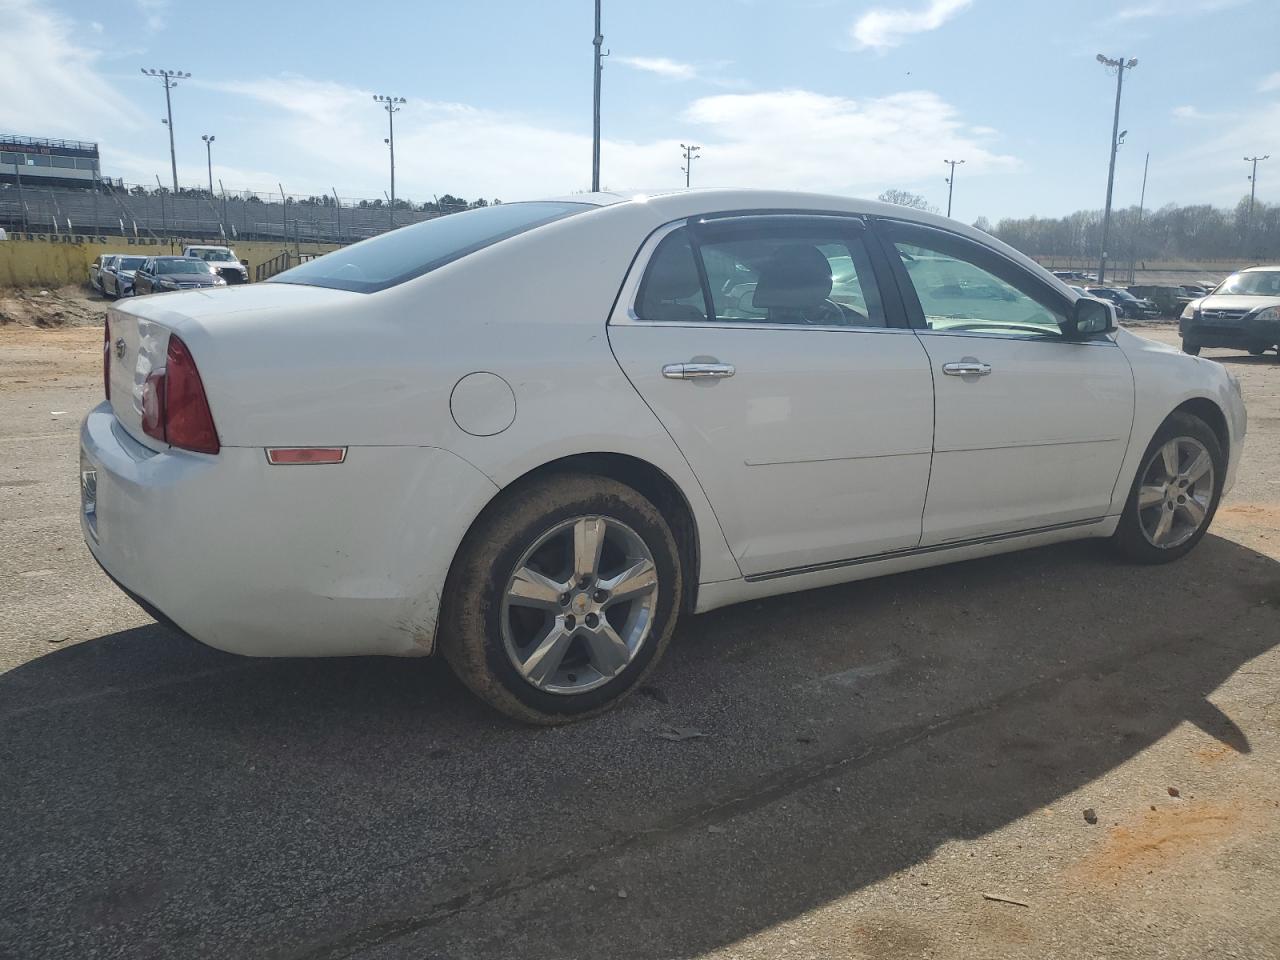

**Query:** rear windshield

left=158, top=259, right=213, bottom=275
left=268, top=201, right=590, bottom=293
left=190, top=248, right=236, bottom=262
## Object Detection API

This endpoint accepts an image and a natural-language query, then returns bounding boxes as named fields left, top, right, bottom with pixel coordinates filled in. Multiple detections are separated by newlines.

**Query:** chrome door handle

left=662, top=362, right=736, bottom=380
left=942, top=361, right=992, bottom=377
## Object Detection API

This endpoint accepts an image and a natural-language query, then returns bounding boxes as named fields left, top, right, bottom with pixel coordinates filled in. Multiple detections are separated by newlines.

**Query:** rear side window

left=636, top=228, right=706, bottom=322
left=269, top=201, right=590, bottom=293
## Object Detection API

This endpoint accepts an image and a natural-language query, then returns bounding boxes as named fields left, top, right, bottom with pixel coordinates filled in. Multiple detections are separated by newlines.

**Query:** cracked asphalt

left=2, top=317, right=1278, bottom=959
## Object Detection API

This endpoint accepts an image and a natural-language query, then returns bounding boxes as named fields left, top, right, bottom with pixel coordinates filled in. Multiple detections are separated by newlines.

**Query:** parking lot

left=2, top=309, right=1278, bottom=959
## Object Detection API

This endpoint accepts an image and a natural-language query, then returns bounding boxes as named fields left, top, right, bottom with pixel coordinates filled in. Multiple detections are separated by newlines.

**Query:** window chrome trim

left=913, top=328, right=1120, bottom=347
left=610, top=215, right=897, bottom=334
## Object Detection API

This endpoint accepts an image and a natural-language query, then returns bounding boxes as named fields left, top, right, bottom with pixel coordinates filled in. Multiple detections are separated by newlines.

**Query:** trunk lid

left=105, top=283, right=365, bottom=450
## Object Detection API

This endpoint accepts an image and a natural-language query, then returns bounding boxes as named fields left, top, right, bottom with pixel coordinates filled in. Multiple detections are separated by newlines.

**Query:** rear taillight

left=139, top=334, right=220, bottom=454
left=103, top=318, right=110, bottom=402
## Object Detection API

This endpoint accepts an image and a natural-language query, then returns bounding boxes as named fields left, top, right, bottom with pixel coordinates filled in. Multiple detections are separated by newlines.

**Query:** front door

left=609, top=214, right=935, bottom=577
left=875, top=219, right=1135, bottom=546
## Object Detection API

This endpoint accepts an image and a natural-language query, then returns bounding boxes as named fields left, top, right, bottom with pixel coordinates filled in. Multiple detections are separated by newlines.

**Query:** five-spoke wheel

left=441, top=474, right=681, bottom=723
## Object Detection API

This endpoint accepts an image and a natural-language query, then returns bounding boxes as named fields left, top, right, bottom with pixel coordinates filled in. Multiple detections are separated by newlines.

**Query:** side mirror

left=1064, top=297, right=1115, bottom=339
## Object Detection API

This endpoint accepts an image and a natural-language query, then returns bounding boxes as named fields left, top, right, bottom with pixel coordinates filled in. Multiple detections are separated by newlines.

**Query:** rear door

left=874, top=219, right=1135, bottom=546
left=609, top=214, right=935, bottom=578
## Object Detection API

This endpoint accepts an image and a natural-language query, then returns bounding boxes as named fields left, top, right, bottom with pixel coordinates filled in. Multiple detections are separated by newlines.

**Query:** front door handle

left=942, top=360, right=992, bottom=377
left=662, top=362, right=736, bottom=380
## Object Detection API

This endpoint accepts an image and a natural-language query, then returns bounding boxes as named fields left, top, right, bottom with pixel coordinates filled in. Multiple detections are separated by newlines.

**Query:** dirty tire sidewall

left=441, top=474, right=682, bottom=724
left=1111, top=411, right=1225, bottom=565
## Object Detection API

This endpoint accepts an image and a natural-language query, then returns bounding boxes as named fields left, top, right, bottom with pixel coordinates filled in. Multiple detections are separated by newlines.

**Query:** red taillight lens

left=103, top=318, right=111, bottom=402
left=140, top=334, right=220, bottom=455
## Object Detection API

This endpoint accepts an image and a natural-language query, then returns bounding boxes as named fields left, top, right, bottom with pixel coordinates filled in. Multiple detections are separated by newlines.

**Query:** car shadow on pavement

left=1, top=534, right=1277, bottom=959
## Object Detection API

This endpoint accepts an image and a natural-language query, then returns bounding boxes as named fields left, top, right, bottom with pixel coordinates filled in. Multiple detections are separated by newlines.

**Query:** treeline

left=114, top=183, right=499, bottom=213
left=979, top=196, right=1280, bottom=263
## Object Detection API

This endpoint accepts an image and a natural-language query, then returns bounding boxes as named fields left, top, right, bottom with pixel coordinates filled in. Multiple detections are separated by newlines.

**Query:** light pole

left=1245, top=154, right=1270, bottom=239
left=1095, top=54, right=1137, bottom=284
left=373, top=95, right=406, bottom=231
left=201, top=134, right=215, bottom=196
left=680, top=143, right=701, bottom=188
left=592, top=0, right=605, bottom=192
left=943, top=159, right=965, bottom=218
left=142, top=68, right=190, bottom=193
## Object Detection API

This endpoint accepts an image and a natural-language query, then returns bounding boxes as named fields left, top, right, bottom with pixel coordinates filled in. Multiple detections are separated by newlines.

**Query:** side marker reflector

left=266, top=447, right=348, bottom=465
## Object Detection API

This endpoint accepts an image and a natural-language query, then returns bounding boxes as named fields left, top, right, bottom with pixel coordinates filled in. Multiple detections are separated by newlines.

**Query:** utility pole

left=592, top=0, right=605, bottom=192
left=1095, top=54, right=1137, bottom=284
left=1130, top=151, right=1149, bottom=283
left=944, top=159, right=965, bottom=218
left=680, top=143, right=701, bottom=188
left=142, top=69, right=190, bottom=193
left=1244, top=154, right=1270, bottom=243
left=373, top=95, right=406, bottom=231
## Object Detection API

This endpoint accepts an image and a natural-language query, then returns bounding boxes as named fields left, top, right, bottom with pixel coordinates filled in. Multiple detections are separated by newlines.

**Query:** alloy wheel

left=501, top=515, right=659, bottom=694
left=1136, top=436, right=1215, bottom=549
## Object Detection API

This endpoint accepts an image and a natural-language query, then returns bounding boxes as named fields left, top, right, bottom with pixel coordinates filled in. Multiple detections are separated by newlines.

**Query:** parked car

left=81, top=191, right=1246, bottom=723
left=1181, top=283, right=1210, bottom=298
left=1085, top=286, right=1161, bottom=320
left=102, top=254, right=147, bottom=299
left=1179, top=265, right=1280, bottom=357
left=1128, top=284, right=1193, bottom=317
left=88, top=254, right=111, bottom=292
left=182, top=244, right=250, bottom=284
left=1053, top=270, right=1096, bottom=282
left=131, top=256, right=226, bottom=295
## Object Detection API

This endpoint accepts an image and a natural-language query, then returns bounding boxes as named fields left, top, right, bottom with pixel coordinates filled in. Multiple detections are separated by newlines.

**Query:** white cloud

left=851, top=0, right=972, bottom=50
left=616, top=56, right=698, bottom=81
left=1171, top=105, right=1209, bottom=120
left=1261, top=72, right=1280, bottom=93
left=184, top=77, right=1014, bottom=202
left=135, top=0, right=168, bottom=33
left=0, top=0, right=139, bottom=136
left=1113, top=0, right=1248, bottom=20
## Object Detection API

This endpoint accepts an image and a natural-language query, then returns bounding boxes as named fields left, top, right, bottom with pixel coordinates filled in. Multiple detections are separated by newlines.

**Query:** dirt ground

left=1, top=298, right=1277, bottom=960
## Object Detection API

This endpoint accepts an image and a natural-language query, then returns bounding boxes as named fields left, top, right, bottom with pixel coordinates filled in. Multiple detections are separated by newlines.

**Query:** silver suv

left=1180, top=266, right=1280, bottom=357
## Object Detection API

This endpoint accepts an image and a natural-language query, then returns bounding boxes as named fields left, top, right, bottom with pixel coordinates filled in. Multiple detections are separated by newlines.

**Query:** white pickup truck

left=181, top=245, right=250, bottom=284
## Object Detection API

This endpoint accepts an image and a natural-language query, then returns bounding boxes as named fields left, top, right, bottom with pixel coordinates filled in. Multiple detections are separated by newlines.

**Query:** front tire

left=1181, top=340, right=1201, bottom=356
left=1111, top=412, right=1223, bottom=564
left=440, top=474, right=682, bottom=724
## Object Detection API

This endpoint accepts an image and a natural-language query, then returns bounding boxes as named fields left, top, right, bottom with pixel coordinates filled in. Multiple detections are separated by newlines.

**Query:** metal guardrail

left=254, top=252, right=293, bottom=282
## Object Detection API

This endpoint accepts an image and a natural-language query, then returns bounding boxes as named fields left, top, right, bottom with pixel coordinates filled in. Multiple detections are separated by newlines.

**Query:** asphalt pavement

left=1, top=321, right=1277, bottom=960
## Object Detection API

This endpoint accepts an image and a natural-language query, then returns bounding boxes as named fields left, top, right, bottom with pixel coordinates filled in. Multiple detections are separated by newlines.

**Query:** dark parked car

left=1128, top=284, right=1193, bottom=317
left=1085, top=286, right=1160, bottom=320
left=132, top=256, right=226, bottom=295
left=1180, top=265, right=1280, bottom=357
left=102, top=254, right=147, bottom=298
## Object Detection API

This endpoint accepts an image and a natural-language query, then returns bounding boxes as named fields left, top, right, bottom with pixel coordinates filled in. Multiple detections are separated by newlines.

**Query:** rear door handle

left=942, top=360, right=992, bottom=377
left=662, top=362, right=736, bottom=380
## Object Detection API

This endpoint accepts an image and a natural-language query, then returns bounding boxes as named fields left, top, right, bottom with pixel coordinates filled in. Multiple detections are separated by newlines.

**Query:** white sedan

left=80, top=190, right=1246, bottom=723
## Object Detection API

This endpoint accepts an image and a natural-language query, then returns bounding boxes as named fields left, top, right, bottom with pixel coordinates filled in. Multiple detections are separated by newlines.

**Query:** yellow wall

left=0, top=237, right=343, bottom=288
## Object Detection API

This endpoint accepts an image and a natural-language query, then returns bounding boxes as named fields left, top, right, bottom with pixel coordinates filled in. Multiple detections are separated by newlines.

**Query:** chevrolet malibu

left=81, top=190, right=1246, bottom=723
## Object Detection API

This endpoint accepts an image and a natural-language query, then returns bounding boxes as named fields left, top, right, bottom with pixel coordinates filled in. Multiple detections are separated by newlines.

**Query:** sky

left=1, top=0, right=1277, bottom=222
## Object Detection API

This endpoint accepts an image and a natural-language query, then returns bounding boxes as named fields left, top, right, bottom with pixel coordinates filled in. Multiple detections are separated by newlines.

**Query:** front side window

left=886, top=224, right=1066, bottom=338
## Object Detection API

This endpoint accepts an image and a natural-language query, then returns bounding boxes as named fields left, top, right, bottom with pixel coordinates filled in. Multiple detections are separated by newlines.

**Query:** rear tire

left=440, top=474, right=682, bottom=724
left=1181, top=340, right=1201, bottom=356
left=1111, top=412, right=1223, bottom=564
left=1249, top=346, right=1266, bottom=356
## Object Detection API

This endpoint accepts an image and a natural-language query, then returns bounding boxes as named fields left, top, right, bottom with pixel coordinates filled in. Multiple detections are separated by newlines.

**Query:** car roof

left=1240, top=265, right=1280, bottom=273
left=566, top=188, right=1049, bottom=279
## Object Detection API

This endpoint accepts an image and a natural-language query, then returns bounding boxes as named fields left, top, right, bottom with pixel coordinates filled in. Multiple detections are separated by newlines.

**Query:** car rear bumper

left=79, top=402, right=498, bottom=658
